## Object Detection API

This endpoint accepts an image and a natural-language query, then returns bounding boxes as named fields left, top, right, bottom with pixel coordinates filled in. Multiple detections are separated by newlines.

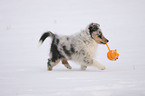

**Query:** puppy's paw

left=98, top=65, right=106, bottom=70
left=47, top=64, right=53, bottom=71
left=67, top=66, right=72, bottom=69
left=81, top=65, right=87, bottom=71
left=64, top=64, right=72, bottom=69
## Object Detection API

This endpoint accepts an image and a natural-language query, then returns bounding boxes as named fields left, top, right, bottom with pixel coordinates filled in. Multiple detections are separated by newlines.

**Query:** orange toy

left=106, top=43, right=119, bottom=61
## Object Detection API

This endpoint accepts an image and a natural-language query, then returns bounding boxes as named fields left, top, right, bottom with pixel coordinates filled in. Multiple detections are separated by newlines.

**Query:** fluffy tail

left=38, top=31, right=54, bottom=46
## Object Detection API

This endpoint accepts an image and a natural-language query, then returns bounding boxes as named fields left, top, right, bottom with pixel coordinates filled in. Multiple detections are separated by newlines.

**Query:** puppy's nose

left=107, top=39, right=109, bottom=42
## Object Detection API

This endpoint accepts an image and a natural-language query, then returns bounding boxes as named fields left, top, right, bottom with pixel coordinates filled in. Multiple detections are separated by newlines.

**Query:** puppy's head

left=88, top=23, right=109, bottom=44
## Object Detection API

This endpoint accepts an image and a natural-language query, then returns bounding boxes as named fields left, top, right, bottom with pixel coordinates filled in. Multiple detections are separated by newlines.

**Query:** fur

left=39, top=23, right=109, bottom=70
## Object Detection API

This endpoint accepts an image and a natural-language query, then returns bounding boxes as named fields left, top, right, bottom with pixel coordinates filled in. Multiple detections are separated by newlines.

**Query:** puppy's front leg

left=83, top=57, right=105, bottom=70
left=81, top=65, right=87, bottom=70
left=91, top=59, right=106, bottom=70
left=62, top=59, right=72, bottom=69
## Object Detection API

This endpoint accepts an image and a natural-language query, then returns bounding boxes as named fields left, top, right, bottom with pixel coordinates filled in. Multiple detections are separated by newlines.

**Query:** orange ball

left=107, top=49, right=119, bottom=61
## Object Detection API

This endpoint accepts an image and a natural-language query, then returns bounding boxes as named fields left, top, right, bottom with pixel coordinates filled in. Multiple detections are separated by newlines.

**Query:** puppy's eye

left=98, top=31, right=102, bottom=39
left=97, top=31, right=102, bottom=35
left=98, top=34, right=102, bottom=38
left=99, top=31, right=102, bottom=34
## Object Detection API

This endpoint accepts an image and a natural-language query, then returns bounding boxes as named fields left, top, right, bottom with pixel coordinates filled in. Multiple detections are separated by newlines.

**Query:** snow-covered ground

left=0, top=0, right=145, bottom=96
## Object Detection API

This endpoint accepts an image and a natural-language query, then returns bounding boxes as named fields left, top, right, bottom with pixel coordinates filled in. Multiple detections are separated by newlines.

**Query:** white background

left=0, top=0, right=145, bottom=96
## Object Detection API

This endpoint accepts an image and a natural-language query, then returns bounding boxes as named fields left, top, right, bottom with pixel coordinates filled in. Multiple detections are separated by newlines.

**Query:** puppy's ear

left=97, top=23, right=100, bottom=27
left=88, top=23, right=99, bottom=32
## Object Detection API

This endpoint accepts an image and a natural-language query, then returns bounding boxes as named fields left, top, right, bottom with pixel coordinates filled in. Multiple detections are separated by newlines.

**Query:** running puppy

left=39, top=23, right=109, bottom=70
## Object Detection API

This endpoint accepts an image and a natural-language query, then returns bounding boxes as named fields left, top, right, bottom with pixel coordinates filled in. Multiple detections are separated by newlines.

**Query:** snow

left=0, top=0, right=145, bottom=96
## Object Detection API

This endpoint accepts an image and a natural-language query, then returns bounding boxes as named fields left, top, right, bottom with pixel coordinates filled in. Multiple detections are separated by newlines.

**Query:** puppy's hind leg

left=47, top=59, right=60, bottom=71
left=62, top=58, right=72, bottom=69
